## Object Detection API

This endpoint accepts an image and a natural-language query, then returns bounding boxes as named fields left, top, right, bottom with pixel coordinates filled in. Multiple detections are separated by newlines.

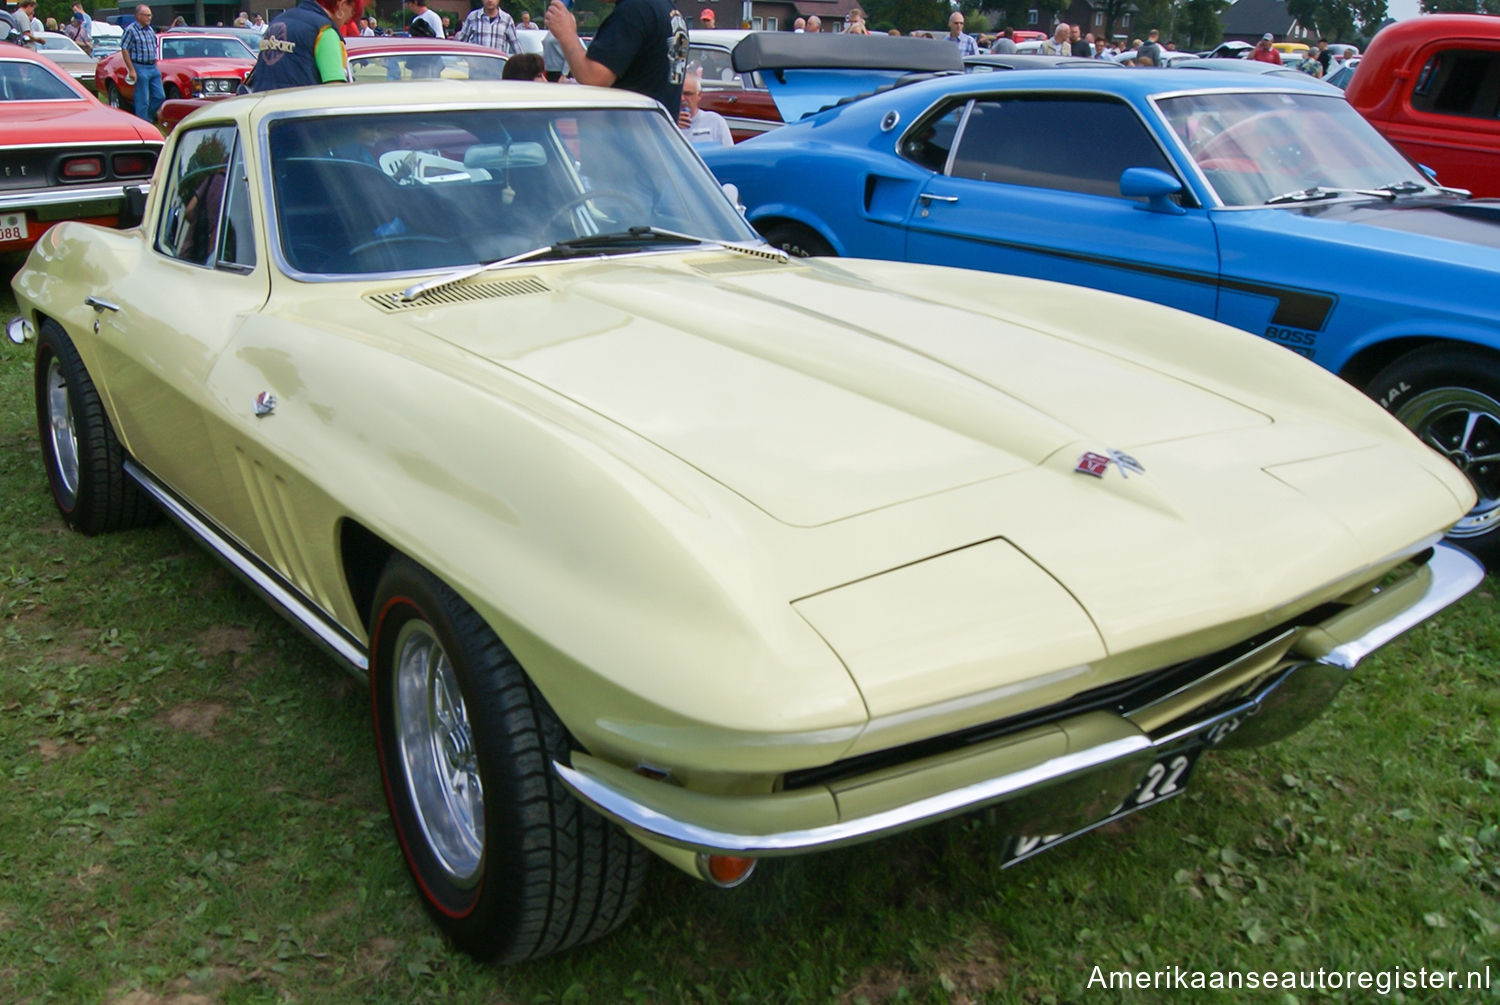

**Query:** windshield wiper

left=399, top=226, right=787, bottom=303
left=1373, top=178, right=1470, bottom=199
left=1264, top=185, right=1393, bottom=205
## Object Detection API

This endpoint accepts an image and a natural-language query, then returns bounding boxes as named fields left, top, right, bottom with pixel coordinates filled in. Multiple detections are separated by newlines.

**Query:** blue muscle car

left=702, top=67, right=1500, bottom=566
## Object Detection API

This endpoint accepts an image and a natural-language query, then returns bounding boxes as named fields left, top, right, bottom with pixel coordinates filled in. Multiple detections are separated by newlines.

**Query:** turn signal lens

left=111, top=152, right=156, bottom=177
left=696, top=853, right=756, bottom=888
left=61, top=156, right=104, bottom=180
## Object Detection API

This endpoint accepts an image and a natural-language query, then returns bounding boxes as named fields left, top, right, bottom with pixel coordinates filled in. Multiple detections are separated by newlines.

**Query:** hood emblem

left=1075, top=449, right=1145, bottom=479
left=254, top=392, right=277, bottom=417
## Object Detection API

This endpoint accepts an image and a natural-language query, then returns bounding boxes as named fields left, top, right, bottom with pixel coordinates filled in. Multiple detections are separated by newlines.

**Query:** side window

left=949, top=96, right=1177, bottom=200
left=156, top=125, right=239, bottom=268
left=1410, top=49, right=1500, bottom=119
left=218, top=139, right=256, bottom=271
left=900, top=102, right=968, bottom=172
left=689, top=44, right=738, bottom=84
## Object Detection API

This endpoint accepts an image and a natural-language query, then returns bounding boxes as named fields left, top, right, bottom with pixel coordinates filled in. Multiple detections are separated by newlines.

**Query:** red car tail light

left=60, top=156, right=104, bottom=180
left=111, top=151, right=157, bottom=177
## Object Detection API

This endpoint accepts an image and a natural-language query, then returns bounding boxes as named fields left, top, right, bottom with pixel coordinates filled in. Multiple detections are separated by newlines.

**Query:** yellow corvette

left=7, top=81, right=1484, bottom=962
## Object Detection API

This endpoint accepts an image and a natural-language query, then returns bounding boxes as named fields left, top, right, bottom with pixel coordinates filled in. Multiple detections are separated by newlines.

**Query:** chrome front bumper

left=554, top=543, right=1483, bottom=856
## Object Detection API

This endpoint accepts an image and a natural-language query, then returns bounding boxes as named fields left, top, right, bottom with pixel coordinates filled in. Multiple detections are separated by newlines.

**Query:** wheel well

left=340, top=519, right=396, bottom=631
left=1338, top=336, right=1444, bottom=391
left=752, top=215, right=822, bottom=241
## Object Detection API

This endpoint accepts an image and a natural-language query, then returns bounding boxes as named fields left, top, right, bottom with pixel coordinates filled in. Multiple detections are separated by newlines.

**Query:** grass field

left=1, top=261, right=1498, bottom=1004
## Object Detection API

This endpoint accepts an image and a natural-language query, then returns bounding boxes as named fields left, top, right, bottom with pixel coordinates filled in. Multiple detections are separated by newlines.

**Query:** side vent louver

left=367, top=276, right=551, bottom=313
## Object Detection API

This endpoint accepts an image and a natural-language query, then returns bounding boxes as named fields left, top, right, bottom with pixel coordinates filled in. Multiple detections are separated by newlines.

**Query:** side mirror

left=1120, top=167, right=1186, bottom=215
left=721, top=182, right=746, bottom=216
left=120, top=185, right=147, bottom=229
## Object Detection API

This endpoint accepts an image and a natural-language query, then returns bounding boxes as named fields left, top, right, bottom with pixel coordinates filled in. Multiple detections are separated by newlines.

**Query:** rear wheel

left=33, top=320, right=156, bottom=535
left=1367, top=346, right=1500, bottom=568
left=370, top=556, right=645, bottom=961
left=758, top=220, right=836, bottom=258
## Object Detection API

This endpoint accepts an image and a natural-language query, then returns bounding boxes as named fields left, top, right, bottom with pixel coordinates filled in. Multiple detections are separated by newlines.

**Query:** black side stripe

left=912, top=229, right=1338, bottom=331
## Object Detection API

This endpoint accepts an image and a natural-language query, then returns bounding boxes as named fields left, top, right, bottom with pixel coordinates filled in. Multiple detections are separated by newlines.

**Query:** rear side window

left=1410, top=48, right=1500, bottom=119
left=947, top=95, right=1176, bottom=199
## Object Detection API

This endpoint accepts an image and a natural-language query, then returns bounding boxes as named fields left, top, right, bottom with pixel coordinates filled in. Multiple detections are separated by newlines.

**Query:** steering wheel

left=540, top=189, right=647, bottom=233
left=347, top=233, right=458, bottom=261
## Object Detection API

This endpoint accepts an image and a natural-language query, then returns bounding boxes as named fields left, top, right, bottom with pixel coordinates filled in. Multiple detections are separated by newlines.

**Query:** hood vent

left=366, top=275, right=551, bottom=313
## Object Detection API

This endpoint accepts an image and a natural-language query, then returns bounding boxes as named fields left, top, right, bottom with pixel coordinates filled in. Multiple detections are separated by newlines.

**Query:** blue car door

left=901, top=93, right=1220, bottom=319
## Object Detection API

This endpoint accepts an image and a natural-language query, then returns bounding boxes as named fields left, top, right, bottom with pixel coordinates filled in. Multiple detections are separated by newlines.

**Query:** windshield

left=1157, top=91, right=1428, bottom=207
left=268, top=107, right=758, bottom=277
left=349, top=52, right=508, bottom=81
left=0, top=59, right=77, bottom=101
left=160, top=36, right=255, bottom=60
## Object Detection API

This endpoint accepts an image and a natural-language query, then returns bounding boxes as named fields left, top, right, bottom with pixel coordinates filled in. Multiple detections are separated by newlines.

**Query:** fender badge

left=254, top=392, right=277, bottom=417
left=1076, top=449, right=1145, bottom=479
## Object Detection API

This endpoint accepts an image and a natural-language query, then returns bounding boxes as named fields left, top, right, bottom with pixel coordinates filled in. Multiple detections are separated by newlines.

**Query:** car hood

left=0, top=101, right=162, bottom=142
left=166, top=57, right=254, bottom=74
left=1270, top=196, right=1500, bottom=252
left=413, top=253, right=1286, bottom=527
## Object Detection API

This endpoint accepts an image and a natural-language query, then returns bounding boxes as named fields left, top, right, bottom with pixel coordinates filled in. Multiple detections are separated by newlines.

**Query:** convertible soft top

left=731, top=32, right=963, bottom=74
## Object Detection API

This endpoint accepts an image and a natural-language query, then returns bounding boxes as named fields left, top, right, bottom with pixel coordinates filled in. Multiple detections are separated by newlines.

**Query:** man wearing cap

left=698, top=7, right=714, bottom=28
left=457, top=0, right=519, bottom=54
left=545, top=0, right=687, bottom=111
left=62, top=2, right=92, bottom=53
left=1252, top=33, right=1283, bottom=64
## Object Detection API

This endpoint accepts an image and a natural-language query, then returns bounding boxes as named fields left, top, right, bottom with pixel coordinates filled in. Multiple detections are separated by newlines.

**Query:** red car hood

left=1, top=100, right=161, bottom=143
left=166, top=57, right=253, bottom=76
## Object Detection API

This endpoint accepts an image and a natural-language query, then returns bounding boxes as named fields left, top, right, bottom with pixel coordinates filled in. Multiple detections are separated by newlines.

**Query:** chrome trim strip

left=123, top=459, right=370, bottom=676
left=0, top=182, right=151, bottom=212
left=0, top=140, right=163, bottom=152
left=554, top=735, right=1152, bottom=856
left=554, top=542, right=1483, bottom=856
left=1321, top=543, right=1484, bottom=670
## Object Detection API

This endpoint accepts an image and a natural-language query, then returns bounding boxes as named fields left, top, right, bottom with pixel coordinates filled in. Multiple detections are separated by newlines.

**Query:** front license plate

left=0, top=212, right=28, bottom=244
left=1001, top=746, right=1202, bottom=866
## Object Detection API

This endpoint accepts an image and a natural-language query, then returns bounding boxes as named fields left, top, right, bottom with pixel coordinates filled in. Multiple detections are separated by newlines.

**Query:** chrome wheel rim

left=45, top=358, right=80, bottom=507
left=1396, top=387, right=1500, bottom=539
left=392, top=619, right=484, bottom=887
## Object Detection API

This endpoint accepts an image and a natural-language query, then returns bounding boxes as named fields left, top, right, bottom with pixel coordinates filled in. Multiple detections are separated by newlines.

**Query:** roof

left=1220, top=0, right=1297, bottom=38
left=730, top=32, right=963, bottom=73
left=191, top=79, right=661, bottom=125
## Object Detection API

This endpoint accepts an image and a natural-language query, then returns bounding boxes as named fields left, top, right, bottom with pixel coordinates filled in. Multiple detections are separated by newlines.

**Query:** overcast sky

left=1386, top=0, right=1422, bottom=22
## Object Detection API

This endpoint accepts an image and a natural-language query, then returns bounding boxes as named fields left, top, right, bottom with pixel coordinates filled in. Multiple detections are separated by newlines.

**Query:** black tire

left=34, top=320, right=157, bottom=536
left=163, top=83, right=180, bottom=100
left=758, top=220, right=836, bottom=258
left=105, top=82, right=120, bottom=108
left=370, top=556, right=646, bottom=961
left=1367, top=346, right=1500, bottom=569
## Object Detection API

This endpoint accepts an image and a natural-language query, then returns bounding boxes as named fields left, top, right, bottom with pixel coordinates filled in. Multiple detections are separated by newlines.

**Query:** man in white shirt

left=406, top=0, right=444, bottom=37
left=677, top=71, right=732, bottom=147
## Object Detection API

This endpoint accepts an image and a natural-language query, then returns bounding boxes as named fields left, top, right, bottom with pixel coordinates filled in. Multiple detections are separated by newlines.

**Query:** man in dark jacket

left=249, top=0, right=362, bottom=91
left=544, top=0, right=687, bottom=112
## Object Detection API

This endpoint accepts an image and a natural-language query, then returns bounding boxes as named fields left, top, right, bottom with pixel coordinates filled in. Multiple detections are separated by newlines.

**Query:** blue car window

left=949, top=96, right=1175, bottom=200
left=900, top=102, right=966, bottom=172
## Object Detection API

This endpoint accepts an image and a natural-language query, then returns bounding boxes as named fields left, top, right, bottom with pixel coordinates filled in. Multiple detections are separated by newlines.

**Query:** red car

left=95, top=32, right=254, bottom=113
left=1345, top=14, right=1500, bottom=198
left=0, top=42, right=161, bottom=252
left=155, top=36, right=509, bottom=134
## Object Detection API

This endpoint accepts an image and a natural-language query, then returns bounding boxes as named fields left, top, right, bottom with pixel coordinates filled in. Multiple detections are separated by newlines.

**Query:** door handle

left=918, top=193, right=959, bottom=204
left=84, top=296, right=120, bottom=312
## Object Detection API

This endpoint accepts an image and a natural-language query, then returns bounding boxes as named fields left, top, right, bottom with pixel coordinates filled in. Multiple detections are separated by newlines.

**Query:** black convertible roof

left=731, top=33, right=963, bottom=74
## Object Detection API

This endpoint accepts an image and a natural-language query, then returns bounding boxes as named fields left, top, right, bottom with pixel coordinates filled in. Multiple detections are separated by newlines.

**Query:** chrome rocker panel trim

left=124, top=459, right=370, bottom=678
left=554, top=543, right=1483, bottom=857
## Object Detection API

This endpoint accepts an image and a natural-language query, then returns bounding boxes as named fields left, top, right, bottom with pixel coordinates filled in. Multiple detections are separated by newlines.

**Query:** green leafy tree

left=1286, top=0, right=1390, bottom=39
left=863, top=0, right=951, bottom=33
left=1176, top=0, right=1227, bottom=48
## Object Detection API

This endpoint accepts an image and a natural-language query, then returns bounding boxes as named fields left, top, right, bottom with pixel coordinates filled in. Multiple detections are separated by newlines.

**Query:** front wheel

left=104, top=81, right=120, bottom=108
left=33, top=320, right=156, bottom=535
left=1367, top=347, right=1500, bottom=568
left=758, top=220, right=836, bottom=258
left=370, top=556, right=645, bottom=961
